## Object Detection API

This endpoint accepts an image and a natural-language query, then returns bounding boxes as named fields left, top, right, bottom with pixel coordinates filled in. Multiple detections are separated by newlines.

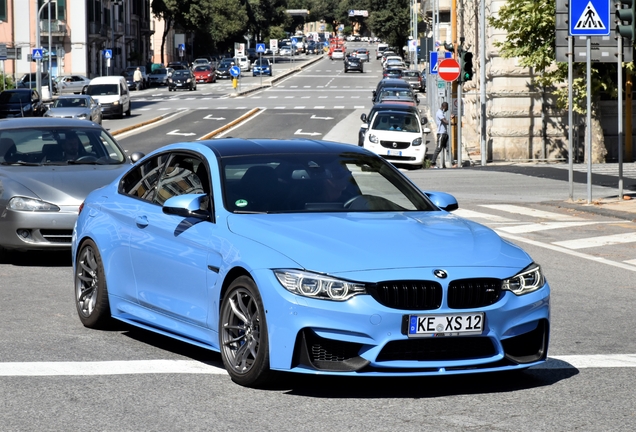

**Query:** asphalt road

left=1, top=44, right=636, bottom=431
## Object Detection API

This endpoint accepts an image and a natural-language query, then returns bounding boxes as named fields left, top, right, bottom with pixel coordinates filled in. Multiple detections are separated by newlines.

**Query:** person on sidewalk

left=431, top=102, right=450, bottom=168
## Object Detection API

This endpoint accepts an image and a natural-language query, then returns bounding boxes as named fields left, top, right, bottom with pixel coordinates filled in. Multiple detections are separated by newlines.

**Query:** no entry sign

left=438, top=58, right=460, bottom=82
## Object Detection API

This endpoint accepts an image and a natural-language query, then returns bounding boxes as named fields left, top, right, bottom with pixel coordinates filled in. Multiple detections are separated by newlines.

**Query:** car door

left=129, top=152, right=222, bottom=328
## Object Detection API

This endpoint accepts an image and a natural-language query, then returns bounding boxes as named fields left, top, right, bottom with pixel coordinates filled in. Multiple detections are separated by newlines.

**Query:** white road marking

left=480, top=204, right=585, bottom=221
left=552, top=232, right=636, bottom=250
left=454, top=208, right=517, bottom=222
left=2, top=354, right=636, bottom=376
left=625, top=259, right=636, bottom=266
left=497, top=221, right=612, bottom=234
left=496, top=231, right=636, bottom=273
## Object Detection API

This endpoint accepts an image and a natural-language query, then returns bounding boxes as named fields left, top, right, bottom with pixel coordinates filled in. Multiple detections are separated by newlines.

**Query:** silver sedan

left=0, top=118, right=143, bottom=258
left=44, top=95, right=103, bottom=124
left=55, top=75, right=91, bottom=94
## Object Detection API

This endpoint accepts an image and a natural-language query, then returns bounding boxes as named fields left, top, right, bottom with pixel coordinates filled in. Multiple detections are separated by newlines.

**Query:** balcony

left=39, top=20, right=67, bottom=36
left=88, top=22, right=109, bottom=41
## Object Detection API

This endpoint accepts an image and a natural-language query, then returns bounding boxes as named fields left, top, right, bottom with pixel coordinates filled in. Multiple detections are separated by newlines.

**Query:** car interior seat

left=0, top=137, right=17, bottom=163
left=41, top=143, right=64, bottom=162
left=239, top=165, right=279, bottom=211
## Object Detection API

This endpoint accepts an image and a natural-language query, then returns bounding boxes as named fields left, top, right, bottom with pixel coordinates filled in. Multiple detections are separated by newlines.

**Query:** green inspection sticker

left=235, top=199, right=248, bottom=208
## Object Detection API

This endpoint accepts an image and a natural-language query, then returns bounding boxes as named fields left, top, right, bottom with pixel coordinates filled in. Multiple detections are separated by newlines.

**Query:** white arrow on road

left=167, top=130, right=196, bottom=136
left=310, top=114, right=334, bottom=120
left=203, top=115, right=226, bottom=120
left=294, top=129, right=322, bottom=136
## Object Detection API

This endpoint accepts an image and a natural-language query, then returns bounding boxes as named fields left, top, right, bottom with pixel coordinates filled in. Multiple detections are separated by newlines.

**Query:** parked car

left=84, top=76, right=131, bottom=119
left=0, top=117, right=143, bottom=258
left=193, top=65, right=216, bottom=83
left=215, top=58, right=236, bottom=79
left=344, top=56, right=364, bottom=73
left=148, top=67, right=174, bottom=87
left=358, top=102, right=423, bottom=146
left=373, top=78, right=412, bottom=103
left=16, top=73, right=57, bottom=94
left=363, top=110, right=429, bottom=167
left=383, top=67, right=405, bottom=79
left=168, top=69, right=197, bottom=91
left=401, top=69, right=426, bottom=92
left=252, top=58, right=272, bottom=77
left=56, top=75, right=91, bottom=94
left=0, top=89, right=46, bottom=118
left=374, top=87, right=420, bottom=106
left=71, top=138, right=551, bottom=388
left=44, top=95, right=102, bottom=124
left=376, top=43, right=389, bottom=59
left=167, top=62, right=189, bottom=71
left=278, top=46, right=293, bottom=56
left=235, top=56, right=251, bottom=72
left=192, top=58, right=210, bottom=68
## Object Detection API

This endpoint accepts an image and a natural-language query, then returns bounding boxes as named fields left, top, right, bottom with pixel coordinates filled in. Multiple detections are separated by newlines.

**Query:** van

left=83, top=76, right=131, bottom=119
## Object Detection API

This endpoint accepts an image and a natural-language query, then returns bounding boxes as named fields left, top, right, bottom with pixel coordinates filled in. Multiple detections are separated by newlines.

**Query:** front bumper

left=252, top=268, right=551, bottom=376
left=0, top=205, right=78, bottom=250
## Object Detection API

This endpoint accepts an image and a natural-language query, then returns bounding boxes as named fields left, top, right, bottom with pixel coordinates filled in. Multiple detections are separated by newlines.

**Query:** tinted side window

left=120, top=153, right=170, bottom=201
left=153, top=154, right=207, bottom=206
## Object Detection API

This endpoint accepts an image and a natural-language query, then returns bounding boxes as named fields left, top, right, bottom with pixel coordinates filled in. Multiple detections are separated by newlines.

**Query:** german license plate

left=387, top=150, right=402, bottom=156
left=407, top=313, right=484, bottom=337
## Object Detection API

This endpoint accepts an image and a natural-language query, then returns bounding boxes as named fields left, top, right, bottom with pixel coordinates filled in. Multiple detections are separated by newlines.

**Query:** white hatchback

left=363, top=110, right=429, bottom=167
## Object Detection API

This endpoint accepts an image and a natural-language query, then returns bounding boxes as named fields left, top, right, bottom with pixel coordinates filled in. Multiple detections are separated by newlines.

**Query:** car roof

left=377, top=79, right=410, bottom=88
left=193, top=138, right=370, bottom=159
left=0, top=117, right=105, bottom=129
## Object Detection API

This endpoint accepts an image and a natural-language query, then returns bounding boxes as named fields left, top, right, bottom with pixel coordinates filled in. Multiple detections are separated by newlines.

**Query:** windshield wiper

left=2, top=161, right=41, bottom=166
left=67, top=160, right=103, bottom=165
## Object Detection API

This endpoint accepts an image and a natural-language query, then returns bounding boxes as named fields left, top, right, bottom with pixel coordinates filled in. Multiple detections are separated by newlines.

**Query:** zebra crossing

left=454, top=204, right=636, bottom=268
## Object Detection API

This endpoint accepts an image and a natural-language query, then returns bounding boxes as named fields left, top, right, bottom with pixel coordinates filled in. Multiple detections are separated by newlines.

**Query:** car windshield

left=194, top=66, right=210, bottom=71
left=379, top=89, right=413, bottom=98
left=402, top=71, right=420, bottom=78
left=173, top=71, right=189, bottom=78
left=372, top=112, right=420, bottom=133
left=54, top=98, right=88, bottom=108
left=221, top=152, right=434, bottom=214
left=220, top=59, right=233, bottom=66
left=0, top=127, right=127, bottom=165
left=152, top=69, right=168, bottom=75
left=85, top=84, right=118, bottom=96
left=0, top=92, right=30, bottom=103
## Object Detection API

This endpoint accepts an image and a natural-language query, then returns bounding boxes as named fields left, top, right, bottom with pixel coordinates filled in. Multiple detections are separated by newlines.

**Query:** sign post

left=569, top=0, right=610, bottom=203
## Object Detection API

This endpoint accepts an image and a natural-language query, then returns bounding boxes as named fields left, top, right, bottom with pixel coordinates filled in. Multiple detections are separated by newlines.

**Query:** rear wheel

left=75, top=240, right=112, bottom=329
left=220, top=276, right=272, bottom=387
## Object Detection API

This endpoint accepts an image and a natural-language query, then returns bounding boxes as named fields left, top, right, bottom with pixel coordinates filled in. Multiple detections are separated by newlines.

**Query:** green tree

left=489, top=0, right=613, bottom=162
left=366, top=0, right=409, bottom=55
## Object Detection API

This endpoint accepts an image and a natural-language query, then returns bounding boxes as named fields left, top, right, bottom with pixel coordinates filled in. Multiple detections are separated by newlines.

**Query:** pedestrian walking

left=133, top=67, right=143, bottom=91
left=431, top=102, right=450, bottom=168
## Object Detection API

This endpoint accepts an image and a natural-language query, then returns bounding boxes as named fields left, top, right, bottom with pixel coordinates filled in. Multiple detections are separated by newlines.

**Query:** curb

left=110, top=113, right=172, bottom=136
left=198, top=108, right=260, bottom=140
left=542, top=200, right=636, bottom=222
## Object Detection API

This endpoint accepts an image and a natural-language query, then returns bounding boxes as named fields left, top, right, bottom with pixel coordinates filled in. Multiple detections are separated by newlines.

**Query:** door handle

left=135, top=215, right=149, bottom=227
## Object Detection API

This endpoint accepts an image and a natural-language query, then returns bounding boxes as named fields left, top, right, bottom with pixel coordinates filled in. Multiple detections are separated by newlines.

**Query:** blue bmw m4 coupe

left=72, top=138, right=550, bottom=387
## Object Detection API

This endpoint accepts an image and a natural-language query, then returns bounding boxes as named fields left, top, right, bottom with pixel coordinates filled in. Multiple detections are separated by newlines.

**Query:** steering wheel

left=344, top=195, right=371, bottom=210
left=75, top=155, right=98, bottom=162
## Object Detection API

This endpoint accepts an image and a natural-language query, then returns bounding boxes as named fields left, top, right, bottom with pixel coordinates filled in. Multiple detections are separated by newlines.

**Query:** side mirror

left=162, top=193, right=210, bottom=219
left=129, top=151, right=145, bottom=163
left=421, top=116, right=428, bottom=125
left=424, top=191, right=459, bottom=212
left=360, top=113, right=367, bottom=122
left=423, top=127, right=431, bottom=134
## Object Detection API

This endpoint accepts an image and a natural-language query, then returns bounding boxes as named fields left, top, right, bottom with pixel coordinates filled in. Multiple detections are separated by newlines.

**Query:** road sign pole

left=618, top=32, right=624, bottom=199
left=568, top=35, right=574, bottom=200
left=586, top=36, right=592, bottom=204
left=457, top=81, right=463, bottom=168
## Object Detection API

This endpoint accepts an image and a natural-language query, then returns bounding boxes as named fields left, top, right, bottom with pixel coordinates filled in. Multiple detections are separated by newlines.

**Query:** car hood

left=226, top=212, right=530, bottom=273
left=47, top=107, right=89, bottom=116
left=2, top=165, right=129, bottom=205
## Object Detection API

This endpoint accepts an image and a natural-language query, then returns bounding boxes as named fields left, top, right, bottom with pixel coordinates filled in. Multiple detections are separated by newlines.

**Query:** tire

left=75, top=239, right=112, bottom=329
left=219, top=276, right=272, bottom=387
left=126, top=103, right=131, bottom=117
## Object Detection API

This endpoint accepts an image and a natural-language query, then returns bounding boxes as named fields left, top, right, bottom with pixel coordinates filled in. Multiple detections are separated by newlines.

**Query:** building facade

left=0, top=0, right=152, bottom=85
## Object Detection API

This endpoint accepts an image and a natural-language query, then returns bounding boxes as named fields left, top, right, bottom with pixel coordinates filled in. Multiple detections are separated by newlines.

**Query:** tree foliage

left=488, top=0, right=617, bottom=115
left=366, top=0, right=410, bottom=54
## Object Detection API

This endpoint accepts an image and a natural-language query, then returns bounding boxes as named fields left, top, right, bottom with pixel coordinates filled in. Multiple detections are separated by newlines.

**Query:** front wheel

left=75, top=239, right=112, bottom=329
left=220, top=276, right=272, bottom=387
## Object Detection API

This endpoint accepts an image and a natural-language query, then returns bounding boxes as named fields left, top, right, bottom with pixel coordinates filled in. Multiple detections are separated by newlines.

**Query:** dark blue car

left=252, top=58, right=272, bottom=76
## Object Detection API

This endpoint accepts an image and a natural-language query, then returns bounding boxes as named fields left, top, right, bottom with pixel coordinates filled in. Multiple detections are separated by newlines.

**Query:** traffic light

left=461, top=51, right=473, bottom=82
left=616, top=0, right=636, bottom=41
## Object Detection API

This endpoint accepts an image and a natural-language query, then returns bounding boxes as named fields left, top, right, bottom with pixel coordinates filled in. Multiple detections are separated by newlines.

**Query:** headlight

left=168, top=78, right=173, bottom=82
left=369, top=134, right=378, bottom=144
left=502, top=263, right=545, bottom=295
left=112, top=100, right=120, bottom=106
left=274, top=269, right=366, bottom=301
left=77, top=113, right=87, bottom=119
left=187, top=78, right=192, bottom=83
left=8, top=197, right=60, bottom=212
left=412, top=137, right=422, bottom=146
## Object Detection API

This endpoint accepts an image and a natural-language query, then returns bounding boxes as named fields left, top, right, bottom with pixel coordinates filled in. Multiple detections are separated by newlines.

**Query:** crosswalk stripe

left=552, top=232, right=636, bottom=250
left=497, top=221, right=611, bottom=234
left=454, top=208, right=517, bottom=222
left=480, top=204, right=585, bottom=221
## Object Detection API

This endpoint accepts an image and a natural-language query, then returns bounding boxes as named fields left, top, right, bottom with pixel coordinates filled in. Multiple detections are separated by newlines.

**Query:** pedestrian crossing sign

left=570, top=0, right=610, bottom=36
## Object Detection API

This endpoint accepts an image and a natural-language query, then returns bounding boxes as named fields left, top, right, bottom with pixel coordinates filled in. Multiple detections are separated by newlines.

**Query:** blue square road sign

left=256, top=43, right=266, bottom=53
left=570, top=0, right=610, bottom=36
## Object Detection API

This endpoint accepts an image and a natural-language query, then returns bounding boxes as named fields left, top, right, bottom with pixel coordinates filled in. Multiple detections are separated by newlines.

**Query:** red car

left=193, top=65, right=216, bottom=83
